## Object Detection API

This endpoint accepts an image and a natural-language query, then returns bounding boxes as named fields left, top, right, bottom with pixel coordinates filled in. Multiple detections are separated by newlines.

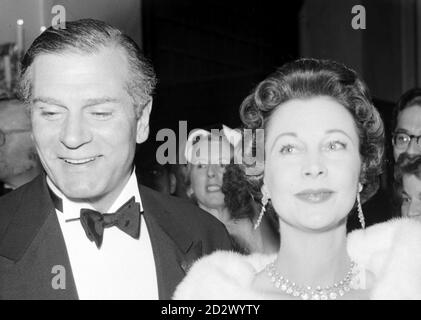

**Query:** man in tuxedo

left=0, top=19, right=233, bottom=299
left=0, top=98, right=41, bottom=196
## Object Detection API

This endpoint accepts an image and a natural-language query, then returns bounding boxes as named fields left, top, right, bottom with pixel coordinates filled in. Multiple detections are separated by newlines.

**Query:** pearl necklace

left=265, top=261, right=358, bottom=300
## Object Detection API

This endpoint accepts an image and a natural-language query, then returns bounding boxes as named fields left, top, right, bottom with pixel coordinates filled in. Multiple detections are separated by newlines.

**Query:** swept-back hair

left=19, top=19, right=156, bottom=107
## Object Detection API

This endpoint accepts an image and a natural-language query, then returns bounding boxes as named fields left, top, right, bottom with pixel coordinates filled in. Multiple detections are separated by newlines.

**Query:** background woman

left=184, top=127, right=279, bottom=254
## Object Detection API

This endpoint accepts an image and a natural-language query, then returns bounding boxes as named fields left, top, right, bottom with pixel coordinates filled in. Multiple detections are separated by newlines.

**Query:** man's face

left=393, top=105, right=421, bottom=161
left=0, top=102, right=35, bottom=182
left=401, top=174, right=421, bottom=221
left=30, top=47, right=151, bottom=210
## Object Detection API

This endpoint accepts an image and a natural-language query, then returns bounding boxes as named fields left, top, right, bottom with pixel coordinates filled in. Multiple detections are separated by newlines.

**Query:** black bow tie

left=80, top=196, right=141, bottom=249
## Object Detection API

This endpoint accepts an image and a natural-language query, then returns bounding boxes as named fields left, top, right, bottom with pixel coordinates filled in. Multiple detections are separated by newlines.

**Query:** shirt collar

left=3, top=183, right=15, bottom=190
left=46, top=168, right=143, bottom=219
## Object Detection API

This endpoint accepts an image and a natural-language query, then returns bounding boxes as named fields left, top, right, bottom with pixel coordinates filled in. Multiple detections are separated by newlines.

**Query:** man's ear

left=186, top=186, right=194, bottom=198
left=136, top=99, right=153, bottom=144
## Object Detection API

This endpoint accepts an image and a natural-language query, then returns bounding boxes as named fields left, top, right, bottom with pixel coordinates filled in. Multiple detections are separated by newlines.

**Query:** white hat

left=184, top=125, right=242, bottom=164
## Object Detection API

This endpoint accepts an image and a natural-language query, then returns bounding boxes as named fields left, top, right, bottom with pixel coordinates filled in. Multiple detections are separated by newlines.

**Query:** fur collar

left=173, top=218, right=421, bottom=300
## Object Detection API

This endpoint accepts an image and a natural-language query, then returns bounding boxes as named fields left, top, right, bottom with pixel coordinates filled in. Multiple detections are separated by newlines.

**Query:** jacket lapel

left=0, top=174, right=78, bottom=299
left=139, top=185, right=201, bottom=300
left=1, top=175, right=202, bottom=300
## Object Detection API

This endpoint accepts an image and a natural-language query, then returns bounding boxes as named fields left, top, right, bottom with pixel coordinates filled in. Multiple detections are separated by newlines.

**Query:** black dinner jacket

left=0, top=173, right=233, bottom=300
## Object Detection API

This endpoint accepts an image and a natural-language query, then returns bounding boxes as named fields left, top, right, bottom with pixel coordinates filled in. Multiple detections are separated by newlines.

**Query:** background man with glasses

left=392, top=88, right=421, bottom=161
left=393, top=133, right=421, bottom=158
left=0, top=98, right=41, bottom=196
left=391, top=88, right=421, bottom=218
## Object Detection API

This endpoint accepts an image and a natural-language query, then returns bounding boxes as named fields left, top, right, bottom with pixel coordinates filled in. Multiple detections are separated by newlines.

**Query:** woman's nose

left=207, top=164, right=219, bottom=177
left=302, top=153, right=327, bottom=178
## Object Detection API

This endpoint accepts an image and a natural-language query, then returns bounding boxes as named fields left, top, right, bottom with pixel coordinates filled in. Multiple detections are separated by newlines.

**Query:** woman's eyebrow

left=270, top=132, right=297, bottom=153
left=325, top=129, right=353, bottom=140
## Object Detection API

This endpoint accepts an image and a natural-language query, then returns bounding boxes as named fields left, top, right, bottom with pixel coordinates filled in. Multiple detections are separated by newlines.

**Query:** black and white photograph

left=0, top=0, right=421, bottom=304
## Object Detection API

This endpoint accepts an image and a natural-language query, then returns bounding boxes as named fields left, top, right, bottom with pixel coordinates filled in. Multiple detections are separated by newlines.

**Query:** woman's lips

left=295, top=189, right=334, bottom=203
left=207, top=185, right=221, bottom=192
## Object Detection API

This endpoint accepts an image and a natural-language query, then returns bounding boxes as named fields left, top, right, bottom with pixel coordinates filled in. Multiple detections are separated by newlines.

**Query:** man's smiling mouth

left=60, top=156, right=101, bottom=165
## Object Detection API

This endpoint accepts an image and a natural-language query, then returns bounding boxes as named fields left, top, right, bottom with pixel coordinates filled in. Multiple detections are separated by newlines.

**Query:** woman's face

left=264, top=96, right=361, bottom=232
left=401, top=174, right=421, bottom=220
left=189, top=137, right=232, bottom=211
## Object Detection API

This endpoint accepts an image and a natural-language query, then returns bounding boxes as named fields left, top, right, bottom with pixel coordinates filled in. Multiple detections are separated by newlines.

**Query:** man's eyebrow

left=395, top=128, right=410, bottom=133
left=82, top=97, right=121, bottom=107
left=32, top=97, right=121, bottom=108
left=32, top=97, right=66, bottom=108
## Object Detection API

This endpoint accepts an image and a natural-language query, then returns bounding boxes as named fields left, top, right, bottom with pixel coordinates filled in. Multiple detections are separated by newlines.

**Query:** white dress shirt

left=47, top=170, right=159, bottom=300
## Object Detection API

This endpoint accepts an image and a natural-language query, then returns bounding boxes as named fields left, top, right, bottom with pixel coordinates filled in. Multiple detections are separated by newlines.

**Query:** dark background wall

left=142, top=0, right=303, bottom=136
left=139, top=0, right=419, bottom=169
left=140, top=0, right=418, bottom=148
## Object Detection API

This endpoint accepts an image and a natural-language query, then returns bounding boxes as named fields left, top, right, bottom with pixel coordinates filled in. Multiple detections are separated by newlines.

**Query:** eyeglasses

left=392, top=132, right=421, bottom=149
left=0, top=129, right=30, bottom=147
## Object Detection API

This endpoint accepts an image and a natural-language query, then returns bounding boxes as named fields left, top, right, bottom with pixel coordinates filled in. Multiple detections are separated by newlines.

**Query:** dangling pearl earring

left=254, top=189, right=269, bottom=230
left=357, top=183, right=365, bottom=229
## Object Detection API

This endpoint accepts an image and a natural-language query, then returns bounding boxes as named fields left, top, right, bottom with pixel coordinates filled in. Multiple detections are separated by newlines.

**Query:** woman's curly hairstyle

left=239, top=58, right=385, bottom=203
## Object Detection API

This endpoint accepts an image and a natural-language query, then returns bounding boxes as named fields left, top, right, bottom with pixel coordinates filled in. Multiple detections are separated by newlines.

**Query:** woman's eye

left=326, top=140, right=346, bottom=151
left=280, top=144, right=297, bottom=154
left=197, top=163, right=208, bottom=169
